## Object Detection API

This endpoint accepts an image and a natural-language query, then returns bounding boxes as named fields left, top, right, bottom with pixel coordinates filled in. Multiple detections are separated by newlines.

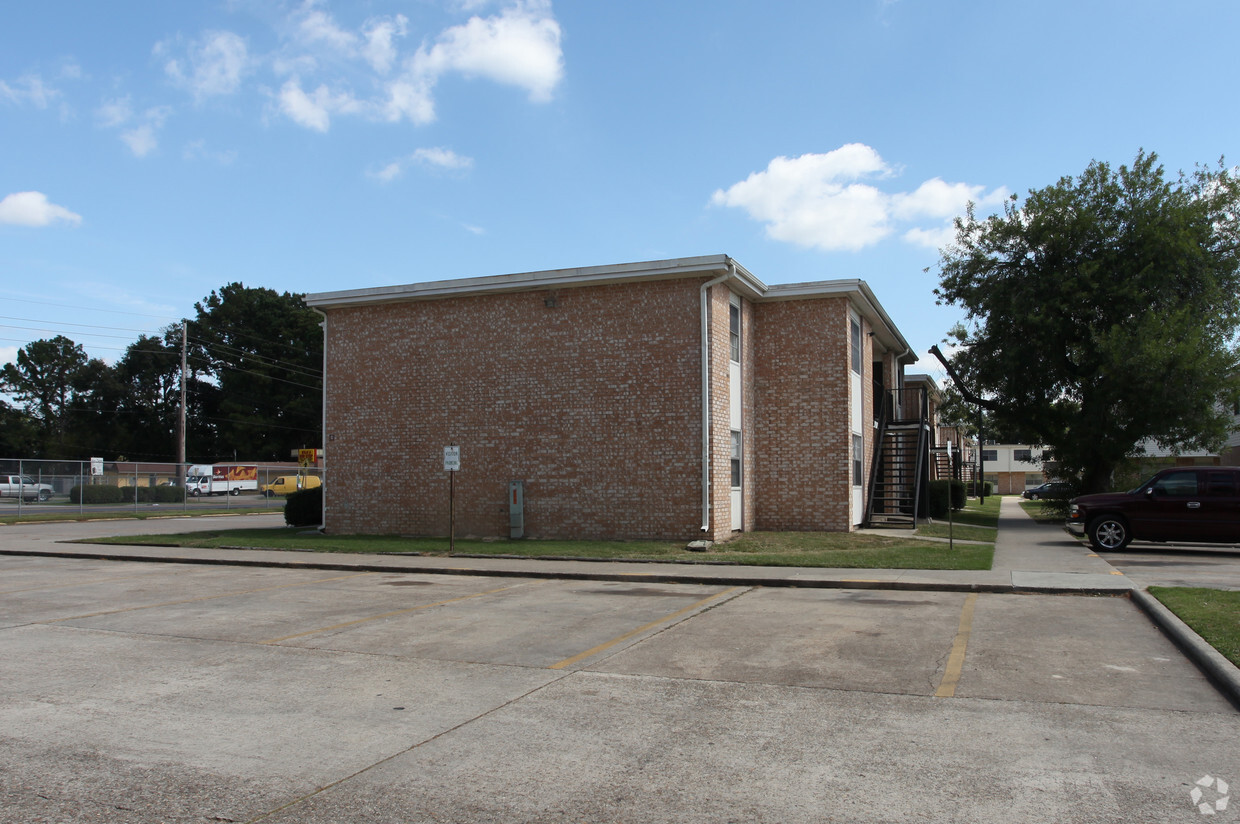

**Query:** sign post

left=947, top=441, right=955, bottom=551
left=444, top=446, right=460, bottom=552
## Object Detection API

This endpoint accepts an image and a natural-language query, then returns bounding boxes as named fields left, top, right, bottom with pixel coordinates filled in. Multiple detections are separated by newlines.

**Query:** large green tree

left=187, top=283, right=323, bottom=462
left=934, top=150, right=1240, bottom=493
left=0, top=336, right=102, bottom=457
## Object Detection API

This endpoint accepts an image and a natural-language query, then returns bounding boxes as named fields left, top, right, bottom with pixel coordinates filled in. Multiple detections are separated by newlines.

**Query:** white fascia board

left=305, top=255, right=766, bottom=308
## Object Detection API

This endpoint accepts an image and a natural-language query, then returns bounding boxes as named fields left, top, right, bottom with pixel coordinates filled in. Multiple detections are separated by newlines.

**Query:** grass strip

left=1148, top=586, right=1240, bottom=668
left=85, top=527, right=994, bottom=570
left=0, top=507, right=279, bottom=525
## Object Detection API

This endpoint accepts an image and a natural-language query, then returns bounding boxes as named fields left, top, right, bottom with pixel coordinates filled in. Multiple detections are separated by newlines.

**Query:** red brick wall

left=752, top=297, right=853, bottom=531
left=323, top=278, right=706, bottom=540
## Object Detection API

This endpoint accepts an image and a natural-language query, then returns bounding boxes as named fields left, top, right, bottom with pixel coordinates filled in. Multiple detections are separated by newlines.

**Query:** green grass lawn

left=86, top=527, right=995, bottom=570
left=1148, top=586, right=1240, bottom=668
left=915, top=495, right=1001, bottom=542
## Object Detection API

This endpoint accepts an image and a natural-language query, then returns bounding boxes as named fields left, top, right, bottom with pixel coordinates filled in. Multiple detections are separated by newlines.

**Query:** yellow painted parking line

left=259, top=583, right=522, bottom=644
left=549, top=586, right=745, bottom=671
left=934, top=592, right=979, bottom=698
left=43, top=572, right=377, bottom=623
left=1110, top=570, right=1125, bottom=575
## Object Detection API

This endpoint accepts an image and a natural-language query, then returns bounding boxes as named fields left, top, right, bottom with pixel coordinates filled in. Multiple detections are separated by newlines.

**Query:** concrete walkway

left=0, top=496, right=1131, bottom=594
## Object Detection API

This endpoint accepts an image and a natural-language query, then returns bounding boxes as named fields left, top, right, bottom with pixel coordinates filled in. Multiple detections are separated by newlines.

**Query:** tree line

left=1, top=284, right=323, bottom=464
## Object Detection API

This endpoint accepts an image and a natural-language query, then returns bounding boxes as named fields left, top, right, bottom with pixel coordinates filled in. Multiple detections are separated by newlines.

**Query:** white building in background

left=979, top=444, right=1049, bottom=495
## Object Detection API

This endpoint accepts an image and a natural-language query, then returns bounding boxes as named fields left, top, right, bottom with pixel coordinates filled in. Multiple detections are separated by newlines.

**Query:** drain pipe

left=699, top=261, right=736, bottom=533
left=311, top=307, right=328, bottom=531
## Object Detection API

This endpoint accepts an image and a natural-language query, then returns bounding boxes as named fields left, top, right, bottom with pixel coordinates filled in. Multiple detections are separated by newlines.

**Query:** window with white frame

left=731, top=430, right=742, bottom=488
left=852, top=435, right=863, bottom=486
left=850, top=317, right=862, bottom=374
left=729, top=303, right=740, bottom=363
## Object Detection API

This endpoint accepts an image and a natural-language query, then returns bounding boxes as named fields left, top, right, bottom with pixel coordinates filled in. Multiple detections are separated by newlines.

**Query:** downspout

left=699, top=261, right=736, bottom=532
left=311, top=307, right=328, bottom=531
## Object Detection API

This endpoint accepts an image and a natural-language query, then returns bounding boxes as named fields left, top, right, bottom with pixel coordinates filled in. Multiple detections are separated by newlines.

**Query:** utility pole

left=178, top=320, right=187, bottom=483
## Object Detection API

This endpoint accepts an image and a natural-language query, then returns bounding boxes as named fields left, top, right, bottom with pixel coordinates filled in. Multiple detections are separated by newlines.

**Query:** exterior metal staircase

left=864, top=388, right=930, bottom=529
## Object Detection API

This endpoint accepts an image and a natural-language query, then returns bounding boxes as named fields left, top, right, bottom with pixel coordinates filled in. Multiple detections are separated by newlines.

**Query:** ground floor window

left=852, top=434, right=863, bottom=486
left=731, top=430, right=742, bottom=488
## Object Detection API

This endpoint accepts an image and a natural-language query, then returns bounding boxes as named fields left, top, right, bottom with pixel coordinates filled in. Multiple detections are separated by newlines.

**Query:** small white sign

left=90, top=457, right=103, bottom=476
left=443, top=445, right=460, bottom=472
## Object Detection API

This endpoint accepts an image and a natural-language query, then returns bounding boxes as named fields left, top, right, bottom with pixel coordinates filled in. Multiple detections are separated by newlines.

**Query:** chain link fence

left=0, top=458, right=323, bottom=515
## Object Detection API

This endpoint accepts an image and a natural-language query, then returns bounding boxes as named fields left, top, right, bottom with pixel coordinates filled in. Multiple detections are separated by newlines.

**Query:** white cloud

left=96, top=96, right=133, bottom=128
left=369, top=146, right=474, bottom=181
left=712, top=144, right=1006, bottom=253
left=295, top=3, right=359, bottom=52
left=277, top=77, right=361, bottom=132
left=411, top=0, right=564, bottom=103
left=163, top=31, right=250, bottom=99
left=0, top=73, right=58, bottom=108
left=711, top=144, right=896, bottom=252
left=412, top=147, right=474, bottom=170
left=183, top=139, right=237, bottom=165
left=0, top=191, right=83, bottom=227
left=362, top=15, right=409, bottom=74
left=102, top=105, right=170, bottom=157
left=380, top=77, right=436, bottom=125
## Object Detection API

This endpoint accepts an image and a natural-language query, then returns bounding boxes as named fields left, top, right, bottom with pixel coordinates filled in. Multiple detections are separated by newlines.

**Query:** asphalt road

left=1, top=519, right=1237, bottom=823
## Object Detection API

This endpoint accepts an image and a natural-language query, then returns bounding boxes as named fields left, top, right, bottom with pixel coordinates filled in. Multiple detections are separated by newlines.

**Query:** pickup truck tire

left=1088, top=516, right=1131, bottom=551
left=229, top=487, right=240, bottom=496
left=38, top=489, right=50, bottom=502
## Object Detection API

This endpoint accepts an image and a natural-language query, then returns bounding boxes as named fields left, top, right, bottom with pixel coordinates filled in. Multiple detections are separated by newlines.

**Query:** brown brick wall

left=752, top=297, right=853, bottom=531
left=323, top=278, right=707, bottom=540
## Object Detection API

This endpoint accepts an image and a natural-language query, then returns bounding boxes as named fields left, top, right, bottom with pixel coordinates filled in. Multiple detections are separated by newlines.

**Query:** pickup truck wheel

left=1088, top=516, right=1130, bottom=551
left=38, top=490, right=50, bottom=502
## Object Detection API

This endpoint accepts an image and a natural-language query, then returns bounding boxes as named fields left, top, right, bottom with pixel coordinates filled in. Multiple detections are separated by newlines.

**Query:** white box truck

left=186, top=464, right=258, bottom=496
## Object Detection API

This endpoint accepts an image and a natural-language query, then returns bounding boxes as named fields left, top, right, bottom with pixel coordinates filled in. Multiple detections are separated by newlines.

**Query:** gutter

left=699, top=260, right=736, bottom=533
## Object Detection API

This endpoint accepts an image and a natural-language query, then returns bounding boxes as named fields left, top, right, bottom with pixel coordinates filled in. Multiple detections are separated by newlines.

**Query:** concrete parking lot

left=1, top=528, right=1238, bottom=823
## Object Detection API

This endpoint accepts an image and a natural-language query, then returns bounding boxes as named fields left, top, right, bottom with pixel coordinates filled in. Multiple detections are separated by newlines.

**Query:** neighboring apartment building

left=980, top=444, right=1048, bottom=494
left=304, top=255, right=917, bottom=541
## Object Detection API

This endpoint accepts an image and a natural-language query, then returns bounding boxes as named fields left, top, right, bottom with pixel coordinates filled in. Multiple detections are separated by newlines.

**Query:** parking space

left=2, top=554, right=1238, bottom=823
left=1100, top=544, right=1240, bottom=590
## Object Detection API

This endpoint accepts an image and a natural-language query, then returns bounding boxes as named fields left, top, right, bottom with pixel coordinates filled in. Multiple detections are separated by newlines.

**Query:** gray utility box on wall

left=508, top=480, right=525, bottom=539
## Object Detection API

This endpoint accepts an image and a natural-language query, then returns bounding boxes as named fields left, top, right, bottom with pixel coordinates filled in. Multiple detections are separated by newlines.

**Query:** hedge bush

left=121, top=485, right=186, bottom=503
left=284, top=486, right=323, bottom=527
left=927, top=480, right=967, bottom=520
left=967, top=480, right=993, bottom=497
left=70, top=485, right=124, bottom=504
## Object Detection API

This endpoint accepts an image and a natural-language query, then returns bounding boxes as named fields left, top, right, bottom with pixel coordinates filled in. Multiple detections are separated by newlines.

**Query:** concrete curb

left=0, top=547, right=1129, bottom=596
left=1130, top=588, right=1240, bottom=710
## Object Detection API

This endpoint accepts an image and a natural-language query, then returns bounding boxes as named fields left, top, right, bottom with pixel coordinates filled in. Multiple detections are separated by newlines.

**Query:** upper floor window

left=850, top=318, right=862, bottom=374
left=1014, top=449, right=1033, bottom=463
left=729, top=303, right=740, bottom=363
left=982, top=449, right=998, bottom=462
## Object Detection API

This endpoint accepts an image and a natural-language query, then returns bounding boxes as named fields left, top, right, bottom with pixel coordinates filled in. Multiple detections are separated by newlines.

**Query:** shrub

left=967, top=480, right=993, bottom=497
left=927, top=480, right=967, bottom=520
left=284, top=486, right=323, bottom=527
left=70, top=484, right=124, bottom=504
left=120, top=486, right=186, bottom=503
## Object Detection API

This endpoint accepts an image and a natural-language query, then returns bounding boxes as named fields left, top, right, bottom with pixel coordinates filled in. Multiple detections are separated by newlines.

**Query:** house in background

left=304, top=256, right=919, bottom=541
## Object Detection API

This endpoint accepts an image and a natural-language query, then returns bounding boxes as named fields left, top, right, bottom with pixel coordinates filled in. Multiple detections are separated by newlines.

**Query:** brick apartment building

left=304, top=255, right=917, bottom=541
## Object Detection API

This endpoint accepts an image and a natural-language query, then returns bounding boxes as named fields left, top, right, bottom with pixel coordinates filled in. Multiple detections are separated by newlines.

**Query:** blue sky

left=3, top=0, right=1239, bottom=382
